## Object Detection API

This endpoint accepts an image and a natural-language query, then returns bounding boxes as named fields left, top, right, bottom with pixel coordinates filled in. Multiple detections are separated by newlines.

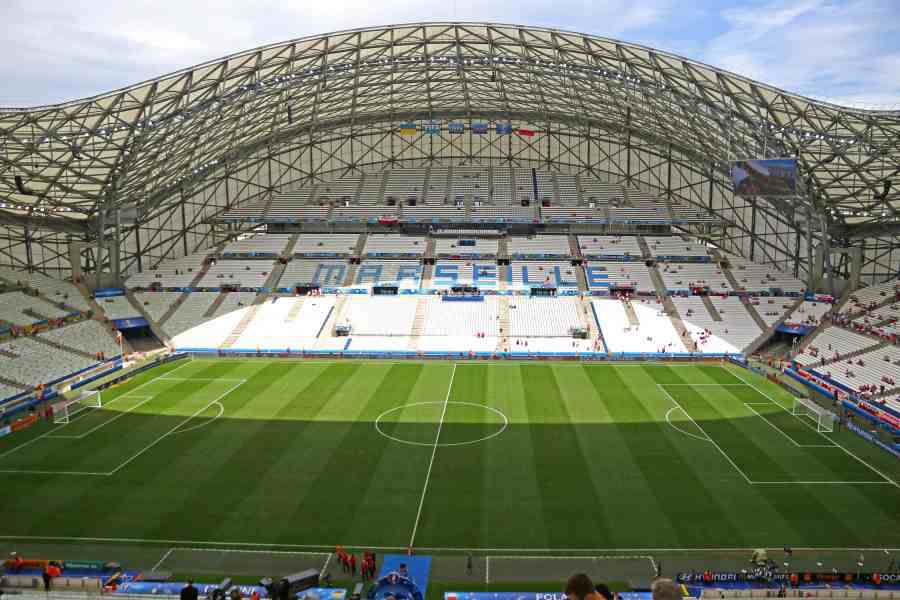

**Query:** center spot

left=375, top=401, right=508, bottom=447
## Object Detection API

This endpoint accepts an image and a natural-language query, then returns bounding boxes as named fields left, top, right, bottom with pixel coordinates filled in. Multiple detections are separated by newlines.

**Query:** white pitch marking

left=743, top=403, right=836, bottom=448
left=151, top=547, right=174, bottom=572
left=107, top=379, right=245, bottom=476
left=657, top=383, right=754, bottom=484
left=168, top=401, right=225, bottom=436
left=664, top=407, right=712, bottom=442
left=408, top=362, right=456, bottom=549
left=727, top=366, right=899, bottom=489
left=0, top=534, right=898, bottom=553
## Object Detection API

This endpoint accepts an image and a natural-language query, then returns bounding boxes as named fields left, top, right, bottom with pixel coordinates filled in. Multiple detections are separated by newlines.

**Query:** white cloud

left=704, top=0, right=900, bottom=108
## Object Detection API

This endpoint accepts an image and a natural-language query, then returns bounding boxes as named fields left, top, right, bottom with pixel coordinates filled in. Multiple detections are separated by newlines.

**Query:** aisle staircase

left=220, top=304, right=263, bottom=349
left=421, top=262, right=435, bottom=289
left=203, top=292, right=228, bottom=317
left=286, top=297, right=306, bottom=322
left=188, top=259, right=211, bottom=287
left=744, top=296, right=804, bottom=356
left=497, top=296, right=511, bottom=352
left=354, top=233, right=368, bottom=258
left=622, top=300, right=640, bottom=327
left=409, top=297, right=429, bottom=350
left=636, top=235, right=653, bottom=260
left=740, top=296, right=769, bottom=330
left=157, top=292, right=190, bottom=329
left=424, top=236, right=436, bottom=260
left=702, top=296, right=722, bottom=321
left=343, top=264, right=359, bottom=287
left=262, top=262, right=286, bottom=290
left=323, top=296, right=350, bottom=336
left=498, top=235, right=509, bottom=260
left=568, top=234, right=582, bottom=259
left=282, top=233, right=301, bottom=257
left=126, top=290, right=172, bottom=346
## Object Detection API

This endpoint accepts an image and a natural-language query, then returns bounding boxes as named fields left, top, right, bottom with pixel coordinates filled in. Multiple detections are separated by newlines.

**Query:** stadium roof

left=1, top=22, right=898, bottom=235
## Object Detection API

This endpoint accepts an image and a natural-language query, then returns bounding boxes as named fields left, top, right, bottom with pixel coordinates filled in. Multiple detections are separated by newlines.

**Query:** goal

left=792, top=396, right=835, bottom=433
left=52, top=390, right=102, bottom=424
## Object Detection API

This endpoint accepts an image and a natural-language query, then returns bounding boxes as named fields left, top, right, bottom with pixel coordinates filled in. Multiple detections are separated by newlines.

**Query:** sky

left=0, top=0, right=898, bottom=109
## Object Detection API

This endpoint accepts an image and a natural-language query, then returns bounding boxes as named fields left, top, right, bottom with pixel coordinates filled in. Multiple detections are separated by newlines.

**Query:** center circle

left=374, top=401, right=509, bottom=447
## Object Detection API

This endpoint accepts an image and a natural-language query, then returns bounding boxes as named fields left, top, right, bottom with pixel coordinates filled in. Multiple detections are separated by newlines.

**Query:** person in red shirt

left=349, top=553, right=356, bottom=575
left=11, top=552, right=24, bottom=572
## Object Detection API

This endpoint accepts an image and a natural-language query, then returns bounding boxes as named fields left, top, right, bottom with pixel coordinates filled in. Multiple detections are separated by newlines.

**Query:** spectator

left=651, top=579, right=680, bottom=600
left=595, top=583, right=614, bottom=600
left=181, top=581, right=199, bottom=600
left=565, top=573, right=596, bottom=600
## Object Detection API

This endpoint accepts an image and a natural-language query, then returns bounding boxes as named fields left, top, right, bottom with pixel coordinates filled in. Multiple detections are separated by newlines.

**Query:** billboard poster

left=472, top=122, right=488, bottom=134
left=399, top=121, right=417, bottom=136
left=496, top=122, right=513, bottom=135
left=731, top=158, right=798, bottom=196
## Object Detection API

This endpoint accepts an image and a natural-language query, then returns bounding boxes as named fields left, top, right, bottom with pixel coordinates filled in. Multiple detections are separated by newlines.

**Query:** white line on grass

left=49, top=395, right=160, bottom=440
left=408, top=362, right=456, bottom=549
left=1, top=534, right=899, bottom=553
left=107, top=379, right=245, bottom=476
left=320, top=553, right=333, bottom=579
left=0, top=374, right=243, bottom=478
left=168, top=402, right=225, bottom=436
left=742, top=403, right=836, bottom=448
left=664, top=407, right=711, bottom=442
left=657, top=384, right=754, bottom=484
left=151, top=548, right=174, bottom=572
left=727, top=367, right=900, bottom=489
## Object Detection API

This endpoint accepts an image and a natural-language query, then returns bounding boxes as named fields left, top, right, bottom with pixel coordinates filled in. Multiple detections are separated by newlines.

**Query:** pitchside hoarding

left=731, top=158, right=798, bottom=196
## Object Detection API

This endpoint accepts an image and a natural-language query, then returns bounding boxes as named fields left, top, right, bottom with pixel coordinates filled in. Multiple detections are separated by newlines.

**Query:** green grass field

left=2, top=358, right=899, bottom=560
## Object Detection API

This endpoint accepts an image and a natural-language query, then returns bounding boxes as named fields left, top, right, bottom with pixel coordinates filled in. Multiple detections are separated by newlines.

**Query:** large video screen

left=731, top=158, right=798, bottom=196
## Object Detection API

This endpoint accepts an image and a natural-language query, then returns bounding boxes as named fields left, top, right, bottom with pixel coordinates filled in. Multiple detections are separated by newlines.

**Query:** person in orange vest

left=872, top=573, right=882, bottom=586
left=44, top=562, right=62, bottom=591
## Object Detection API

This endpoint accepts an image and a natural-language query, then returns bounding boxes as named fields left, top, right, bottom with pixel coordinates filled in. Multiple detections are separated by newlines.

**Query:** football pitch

left=2, top=357, right=899, bottom=558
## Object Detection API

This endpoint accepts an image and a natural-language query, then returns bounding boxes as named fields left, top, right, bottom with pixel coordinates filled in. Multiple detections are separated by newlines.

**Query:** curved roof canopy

left=1, top=22, right=898, bottom=233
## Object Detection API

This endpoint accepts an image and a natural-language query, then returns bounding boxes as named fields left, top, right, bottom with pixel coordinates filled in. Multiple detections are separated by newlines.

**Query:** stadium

left=1, top=21, right=899, bottom=600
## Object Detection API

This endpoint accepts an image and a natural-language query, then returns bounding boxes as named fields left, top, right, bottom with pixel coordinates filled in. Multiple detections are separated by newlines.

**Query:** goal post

left=52, top=390, right=102, bottom=424
left=792, top=396, right=835, bottom=433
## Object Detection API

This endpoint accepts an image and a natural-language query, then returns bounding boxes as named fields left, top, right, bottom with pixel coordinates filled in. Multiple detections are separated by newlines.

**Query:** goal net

left=792, top=397, right=835, bottom=433
left=53, top=390, right=102, bottom=424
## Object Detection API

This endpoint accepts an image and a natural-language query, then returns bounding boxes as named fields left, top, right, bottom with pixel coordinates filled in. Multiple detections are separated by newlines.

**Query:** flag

left=472, top=122, right=488, bottom=134
left=496, top=122, right=513, bottom=135
left=424, top=120, right=441, bottom=135
left=399, top=121, right=417, bottom=136
left=447, top=121, right=465, bottom=134
left=516, top=128, right=535, bottom=137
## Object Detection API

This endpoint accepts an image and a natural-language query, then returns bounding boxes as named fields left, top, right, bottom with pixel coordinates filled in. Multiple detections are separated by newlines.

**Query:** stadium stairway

left=203, top=292, right=228, bottom=317
left=622, top=299, right=641, bottom=327
left=126, top=290, right=172, bottom=346
left=701, top=296, right=723, bottom=321
left=424, top=236, right=436, bottom=260
left=409, top=297, right=428, bottom=350
left=157, top=291, right=191, bottom=329
left=636, top=235, right=653, bottom=260
left=498, top=235, right=509, bottom=260
left=421, top=262, right=434, bottom=288
left=286, top=296, right=306, bottom=321
left=220, top=303, right=263, bottom=349
left=30, top=330, right=98, bottom=360
left=282, top=233, right=301, bottom=257
left=188, top=256, right=213, bottom=288
left=354, top=233, right=368, bottom=258
left=664, top=297, right=700, bottom=353
left=343, top=263, right=358, bottom=287
left=499, top=295, right=511, bottom=340
left=568, top=234, right=582, bottom=259
left=744, top=296, right=804, bottom=356
left=262, top=262, right=286, bottom=290
left=740, top=296, right=769, bottom=330
left=324, top=296, right=350, bottom=336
